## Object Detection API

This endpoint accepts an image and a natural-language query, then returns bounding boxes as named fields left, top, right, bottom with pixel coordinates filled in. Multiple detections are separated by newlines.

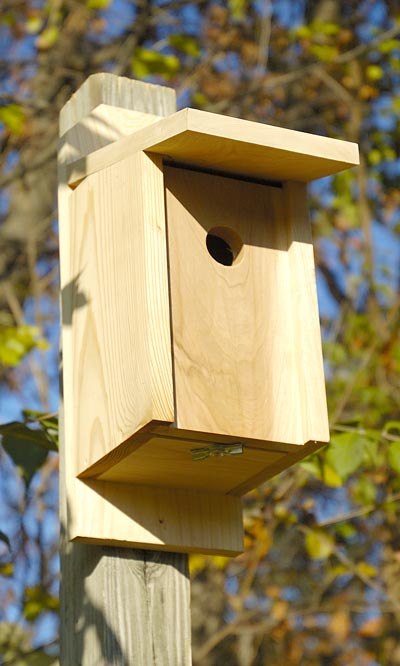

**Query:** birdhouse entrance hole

left=206, top=226, right=243, bottom=266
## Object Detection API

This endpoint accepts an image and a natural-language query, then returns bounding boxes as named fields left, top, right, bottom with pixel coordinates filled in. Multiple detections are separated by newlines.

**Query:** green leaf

left=362, top=437, right=380, bottom=466
left=326, top=432, right=367, bottom=481
left=323, top=341, right=347, bottom=365
left=388, top=441, right=400, bottom=474
left=169, top=34, right=200, bottom=58
left=299, top=455, right=322, bottom=479
left=132, top=48, right=180, bottom=80
left=0, top=422, right=57, bottom=451
left=0, top=105, right=25, bottom=135
left=322, top=462, right=342, bottom=487
left=22, top=410, right=59, bottom=447
left=0, top=422, right=57, bottom=485
left=384, top=421, right=400, bottom=437
left=305, top=529, right=335, bottom=560
left=353, top=477, right=377, bottom=505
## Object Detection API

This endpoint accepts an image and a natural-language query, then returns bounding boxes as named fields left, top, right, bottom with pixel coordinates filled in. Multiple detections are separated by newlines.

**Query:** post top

left=68, top=106, right=359, bottom=187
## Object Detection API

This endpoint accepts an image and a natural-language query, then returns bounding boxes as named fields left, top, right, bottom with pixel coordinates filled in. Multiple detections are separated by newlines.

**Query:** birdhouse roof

left=67, top=107, right=359, bottom=187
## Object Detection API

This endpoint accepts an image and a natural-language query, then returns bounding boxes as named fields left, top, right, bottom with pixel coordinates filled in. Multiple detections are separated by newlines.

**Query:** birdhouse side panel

left=164, top=166, right=305, bottom=445
left=284, top=182, right=330, bottom=443
left=64, top=152, right=174, bottom=475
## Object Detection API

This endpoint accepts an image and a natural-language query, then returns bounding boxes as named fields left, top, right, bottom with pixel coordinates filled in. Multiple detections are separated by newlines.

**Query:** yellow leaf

left=356, top=561, right=377, bottom=577
left=0, top=563, right=13, bottom=576
left=87, top=0, right=111, bottom=8
left=36, top=26, right=59, bottom=50
left=310, top=44, right=338, bottom=62
left=210, top=555, right=229, bottom=570
left=0, top=105, right=25, bottom=135
left=323, top=463, right=343, bottom=487
left=25, top=16, right=43, bottom=34
left=368, top=149, right=382, bottom=165
left=189, top=554, right=206, bottom=576
left=366, top=65, right=384, bottom=81
left=305, top=529, right=335, bottom=560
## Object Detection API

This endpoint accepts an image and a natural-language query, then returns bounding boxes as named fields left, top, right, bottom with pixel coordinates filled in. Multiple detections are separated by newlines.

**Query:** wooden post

left=58, top=74, right=191, bottom=666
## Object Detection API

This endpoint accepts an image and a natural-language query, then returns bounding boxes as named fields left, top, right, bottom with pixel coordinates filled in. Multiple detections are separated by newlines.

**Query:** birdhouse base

left=67, top=422, right=322, bottom=556
left=78, top=421, right=321, bottom=497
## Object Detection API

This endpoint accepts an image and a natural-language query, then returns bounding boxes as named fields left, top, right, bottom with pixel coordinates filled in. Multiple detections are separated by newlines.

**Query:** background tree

left=1, top=0, right=400, bottom=664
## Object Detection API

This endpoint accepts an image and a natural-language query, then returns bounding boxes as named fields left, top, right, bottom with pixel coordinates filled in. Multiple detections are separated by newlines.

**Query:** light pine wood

left=59, top=104, right=162, bottom=166
left=67, top=106, right=359, bottom=187
left=67, top=151, right=173, bottom=472
left=60, top=80, right=244, bottom=556
left=59, top=74, right=192, bottom=666
left=164, top=166, right=329, bottom=446
left=94, top=436, right=286, bottom=491
left=59, top=72, right=175, bottom=134
left=284, top=181, right=330, bottom=443
left=72, top=481, right=243, bottom=555
left=79, top=423, right=323, bottom=497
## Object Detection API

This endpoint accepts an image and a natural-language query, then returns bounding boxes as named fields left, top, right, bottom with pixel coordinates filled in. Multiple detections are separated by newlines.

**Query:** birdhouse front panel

left=164, top=164, right=329, bottom=447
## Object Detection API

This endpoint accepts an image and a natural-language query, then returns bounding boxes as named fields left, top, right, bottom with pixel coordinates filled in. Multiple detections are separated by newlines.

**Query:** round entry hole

left=206, top=227, right=243, bottom=266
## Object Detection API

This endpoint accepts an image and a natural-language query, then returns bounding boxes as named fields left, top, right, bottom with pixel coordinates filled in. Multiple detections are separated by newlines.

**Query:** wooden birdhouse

left=59, top=75, right=359, bottom=556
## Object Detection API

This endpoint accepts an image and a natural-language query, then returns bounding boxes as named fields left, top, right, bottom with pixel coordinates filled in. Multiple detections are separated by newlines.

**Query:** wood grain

left=67, top=151, right=173, bottom=473
left=67, top=106, right=359, bottom=187
left=94, top=436, right=286, bottom=492
left=59, top=72, right=175, bottom=134
left=59, top=104, right=161, bottom=166
left=72, top=481, right=243, bottom=555
left=60, top=543, right=191, bottom=666
left=284, top=181, right=330, bottom=443
left=165, top=165, right=329, bottom=446
left=59, top=73, right=192, bottom=666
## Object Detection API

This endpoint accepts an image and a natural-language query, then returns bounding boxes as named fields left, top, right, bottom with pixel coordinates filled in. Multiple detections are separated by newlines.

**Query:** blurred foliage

left=0, top=327, right=48, bottom=368
left=1, top=0, right=400, bottom=664
left=0, top=412, right=58, bottom=485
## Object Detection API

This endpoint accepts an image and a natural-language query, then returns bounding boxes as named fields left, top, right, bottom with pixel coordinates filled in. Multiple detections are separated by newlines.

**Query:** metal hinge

left=190, top=442, right=243, bottom=461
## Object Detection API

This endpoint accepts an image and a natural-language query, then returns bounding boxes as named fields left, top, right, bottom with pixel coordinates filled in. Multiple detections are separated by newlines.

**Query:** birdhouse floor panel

left=78, top=422, right=323, bottom=496
left=92, top=435, right=286, bottom=493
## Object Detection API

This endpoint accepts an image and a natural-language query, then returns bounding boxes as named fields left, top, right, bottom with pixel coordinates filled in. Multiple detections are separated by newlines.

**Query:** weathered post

left=58, top=73, right=191, bottom=666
